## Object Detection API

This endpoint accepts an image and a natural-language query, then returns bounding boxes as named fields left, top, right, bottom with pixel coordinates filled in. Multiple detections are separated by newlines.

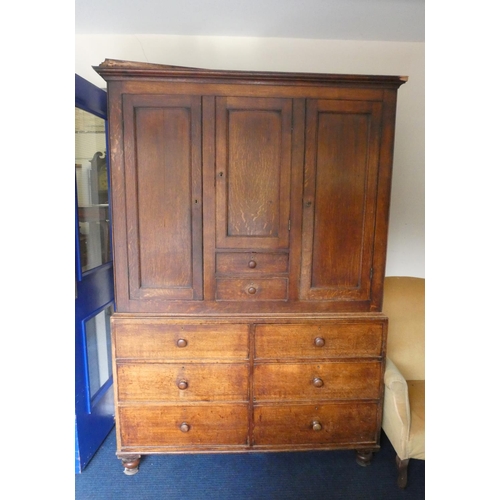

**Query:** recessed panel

left=311, top=112, right=369, bottom=289
left=136, top=106, right=193, bottom=289
left=227, top=110, right=281, bottom=237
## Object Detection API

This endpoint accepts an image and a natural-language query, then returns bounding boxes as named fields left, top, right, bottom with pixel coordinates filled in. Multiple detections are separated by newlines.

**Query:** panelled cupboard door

left=121, top=94, right=203, bottom=301
left=300, top=99, right=383, bottom=302
left=215, top=97, right=293, bottom=250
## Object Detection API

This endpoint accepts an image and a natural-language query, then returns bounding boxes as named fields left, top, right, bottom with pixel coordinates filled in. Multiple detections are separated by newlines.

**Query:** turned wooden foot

left=355, top=450, right=373, bottom=467
left=396, top=456, right=409, bottom=488
left=118, top=454, right=141, bottom=475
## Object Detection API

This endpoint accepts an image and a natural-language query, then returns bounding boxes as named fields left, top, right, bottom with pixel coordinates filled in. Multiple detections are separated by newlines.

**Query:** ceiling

left=75, top=0, right=424, bottom=42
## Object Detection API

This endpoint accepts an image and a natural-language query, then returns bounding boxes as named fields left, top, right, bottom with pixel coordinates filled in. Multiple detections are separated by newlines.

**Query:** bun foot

left=356, top=450, right=373, bottom=467
left=118, top=454, right=141, bottom=475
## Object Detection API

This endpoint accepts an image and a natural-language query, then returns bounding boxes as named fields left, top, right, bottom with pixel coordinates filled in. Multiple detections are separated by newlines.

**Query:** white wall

left=75, top=35, right=424, bottom=278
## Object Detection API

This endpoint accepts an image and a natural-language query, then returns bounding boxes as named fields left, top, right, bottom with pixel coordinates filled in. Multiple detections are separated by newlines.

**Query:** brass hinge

left=370, top=268, right=374, bottom=280
left=288, top=219, right=291, bottom=231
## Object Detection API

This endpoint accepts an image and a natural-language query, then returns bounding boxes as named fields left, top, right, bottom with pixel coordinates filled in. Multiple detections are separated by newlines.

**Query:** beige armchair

left=382, top=276, right=425, bottom=488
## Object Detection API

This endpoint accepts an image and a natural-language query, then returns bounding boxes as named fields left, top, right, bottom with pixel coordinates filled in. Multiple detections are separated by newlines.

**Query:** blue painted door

left=75, top=74, right=115, bottom=473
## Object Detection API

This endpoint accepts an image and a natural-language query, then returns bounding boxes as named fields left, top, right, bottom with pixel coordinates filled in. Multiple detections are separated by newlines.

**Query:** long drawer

left=253, top=402, right=379, bottom=446
left=113, top=320, right=249, bottom=360
left=253, top=361, right=381, bottom=401
left=254, top=322, right=385, bottom=359
left=119, top=404, right=248, bottom=447
left=116, top=362, right=249, bottom=402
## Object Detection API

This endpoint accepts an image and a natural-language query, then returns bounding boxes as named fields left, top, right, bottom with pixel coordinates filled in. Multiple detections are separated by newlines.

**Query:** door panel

left=122, top=94, right=203, bottom=301
left=300, top=99, right=383, bottom=301
left=75, top=74, right=115, bottom=473
left=215, top=97, right=292, bottom=250
left=85, top=306, right=113, bottom=398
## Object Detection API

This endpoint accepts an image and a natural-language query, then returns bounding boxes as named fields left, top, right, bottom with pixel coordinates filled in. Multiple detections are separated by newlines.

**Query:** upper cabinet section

left=95, top=60, right=406, bottom=314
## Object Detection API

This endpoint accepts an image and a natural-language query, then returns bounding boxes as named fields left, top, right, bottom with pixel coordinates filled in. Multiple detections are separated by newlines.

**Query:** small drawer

left=119, top=404, right=248, bottom=447
left=216, top=278, right=288, bottom=301
left=253, top=361, right=382, bottom=401
left=113, top=320, right=249, bottom=360
left=116, top=362, right=249, bottom=402
left=253, top=402, right=379, bottom=446
left=254, top=322, right=385, bottom=359
left=216, top=252, right=289, bottom=274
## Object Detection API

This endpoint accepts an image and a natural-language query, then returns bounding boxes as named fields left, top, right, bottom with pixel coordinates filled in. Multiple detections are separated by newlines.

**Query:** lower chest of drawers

left=112, top=315, right=387, bottom=453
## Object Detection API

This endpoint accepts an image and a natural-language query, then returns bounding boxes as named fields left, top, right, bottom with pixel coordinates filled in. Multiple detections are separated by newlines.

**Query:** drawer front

left=216, top=278, right=288, bottom=301
left=255, top=322, right=384, bottom=359
left=253, top=362, right=381, bottom=401
left=216, top=252, right=289, bottom=274
left=253, top=402, right=379, bottom=446
left=119, top=404, right=248, bottom=447
left=116, top=363, right=249, bottom=402
left=114, top=321, right=249, bottom=359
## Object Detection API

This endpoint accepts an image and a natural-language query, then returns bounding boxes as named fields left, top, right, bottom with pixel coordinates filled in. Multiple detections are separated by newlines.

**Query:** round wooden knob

left=313, top=377, right=324, bottom=388
left=177, top=338, right=188, bottom=348
left=314, top=337, right=325, bottom=347
left=179, top=422, right=190, bottom=432
left=248, top=260, right=257, bottom=269
left=247, top=286, right=257, bottom=295
left=177, top=380, right=188, bottom=390
left=312, top=420, right=322, bottom=431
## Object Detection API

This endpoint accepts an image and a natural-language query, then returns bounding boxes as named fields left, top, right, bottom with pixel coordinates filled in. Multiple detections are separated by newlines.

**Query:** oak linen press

left=94, top=59, right=407, bottom=475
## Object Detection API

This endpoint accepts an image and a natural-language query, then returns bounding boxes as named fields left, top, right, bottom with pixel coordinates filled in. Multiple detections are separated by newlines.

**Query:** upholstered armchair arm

left=383, top=358, right=411, bottom=458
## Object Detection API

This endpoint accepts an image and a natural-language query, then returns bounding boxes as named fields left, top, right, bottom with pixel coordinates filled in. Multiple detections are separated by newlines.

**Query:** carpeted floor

left=76, top=428, right=424, bottom=499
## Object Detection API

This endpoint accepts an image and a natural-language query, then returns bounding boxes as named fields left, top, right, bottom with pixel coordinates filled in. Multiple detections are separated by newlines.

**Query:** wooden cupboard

left=95, top=59, right=406, bottom=474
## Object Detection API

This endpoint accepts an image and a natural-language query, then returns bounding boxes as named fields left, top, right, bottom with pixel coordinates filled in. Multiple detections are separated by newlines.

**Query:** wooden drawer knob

left=179, top=422, right=190, bottom=433
left=177, top=380, right=188, bottom=390
left=313, top=377, right=324, bottom=388
left=314, top=337, right=325, bottom=347
left=247, top=286, right=257, bottom=295
left=248, top=260, right=257, bottom=269
left=312, top=420, right=322, bottom=432
left=177, top=338, right=188, bottom=348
